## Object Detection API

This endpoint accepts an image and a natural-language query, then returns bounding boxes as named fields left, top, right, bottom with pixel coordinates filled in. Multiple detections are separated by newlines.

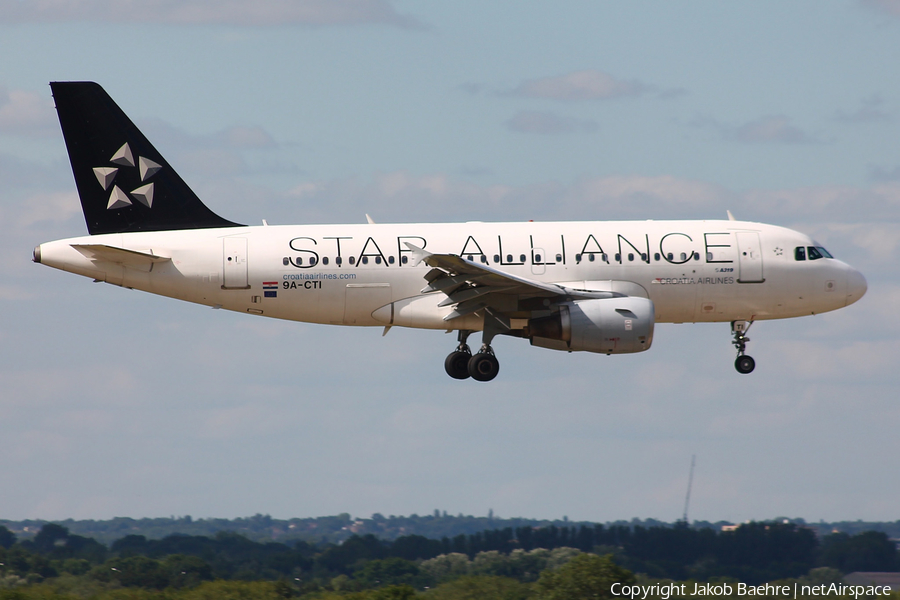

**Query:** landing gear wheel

left=444, top=350, right=472, bottom=380
left=735, top=355, right=755, bottom=374
left=468, top=352, right=500, bottom=382
left=731, top=320, right=755, bottom=375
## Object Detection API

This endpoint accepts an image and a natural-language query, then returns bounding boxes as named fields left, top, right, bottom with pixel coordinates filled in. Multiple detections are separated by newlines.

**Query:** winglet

left=403, top=242, right=431, bottom=267
left=366, top=214, right=376, bottom=224
left=726, top=210, right=736, bottom=221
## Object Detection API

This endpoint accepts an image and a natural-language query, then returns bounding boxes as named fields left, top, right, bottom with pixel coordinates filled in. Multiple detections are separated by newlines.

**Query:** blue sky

left=1, top=0, right=899, bottom=524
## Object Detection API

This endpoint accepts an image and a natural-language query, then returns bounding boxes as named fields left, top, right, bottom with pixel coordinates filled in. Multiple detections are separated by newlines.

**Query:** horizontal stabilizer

left=72, top=244, right=171, bottom=271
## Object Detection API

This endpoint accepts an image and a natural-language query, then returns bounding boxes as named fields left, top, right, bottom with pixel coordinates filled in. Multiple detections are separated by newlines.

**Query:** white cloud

left=197, top=404, right=289, bottom=440
left=510, top=70, right=649, bottom=101
left=0, top=285, right=32, bottom=301
left=0, top=0, right=422, bottom=27
left=834, top=94, right=891, bottom=123
left=142, top=118, right=277, bottom=151
left=731, top=116, right=819, bottom=144
left=870, top=165, right=900, bottom=181
left=217, top=125, right=276, bottom=149
left=0, top=87, right=57, bottom=138
left=809, top=222, right=900, bottom=264
left=692, top=114, right=821, bottom=145
left=505, top=110, right=598, bottom=135
left=860, top=0, right=900, bottom=16
left=18, top=190, right=81, bottom=226
left=770, top=339, right=898, bottom=380
left=139, top=119, right=280, bottom=178
left=568, top=175, right=732, bottom=212
left=271, top=171, right=900, bottom=227
left=742, top=182, right=900, bottom=223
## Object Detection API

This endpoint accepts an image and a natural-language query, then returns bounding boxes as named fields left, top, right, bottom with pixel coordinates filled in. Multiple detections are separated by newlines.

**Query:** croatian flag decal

left=263, top=281, right=278, bottom=298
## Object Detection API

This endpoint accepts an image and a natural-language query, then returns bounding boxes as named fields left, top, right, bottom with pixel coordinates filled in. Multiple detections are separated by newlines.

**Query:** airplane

left=34, top=82, right=868, bottom=382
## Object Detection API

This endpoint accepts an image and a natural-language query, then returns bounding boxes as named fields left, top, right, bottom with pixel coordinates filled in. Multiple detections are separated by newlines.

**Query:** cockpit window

left=795, top=246, right=806, bottom=261
left=806, top=246, right=834, bottom=259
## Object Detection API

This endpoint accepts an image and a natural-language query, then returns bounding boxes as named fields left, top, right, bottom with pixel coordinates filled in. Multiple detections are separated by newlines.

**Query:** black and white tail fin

left=51, top=81, right=242, bottom=235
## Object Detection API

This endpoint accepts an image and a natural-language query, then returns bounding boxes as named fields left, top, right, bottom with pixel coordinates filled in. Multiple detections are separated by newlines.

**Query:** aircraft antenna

left=682, top=454, right=696, bottom=524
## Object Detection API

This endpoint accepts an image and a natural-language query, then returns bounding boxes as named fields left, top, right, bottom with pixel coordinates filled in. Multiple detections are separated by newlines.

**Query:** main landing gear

left=444, top=330, right=501, bottom=382
left=732, top=320, right=755, bottom=374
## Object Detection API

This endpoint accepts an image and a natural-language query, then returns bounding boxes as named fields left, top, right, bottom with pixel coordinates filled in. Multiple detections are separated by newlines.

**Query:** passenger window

left=401, top=256, right=408, bottom=264
left=628, top=253, right=634, bottom=261
left=467, top=255, right=474, bottom=261
left=375, top=256, right=381, bottom=264
left=680, top=252, right=686, bottom=261
left=493, top=254, right=500, bottom=263
left=693, top=252, right=700, bottom=261
left=575, top=253, right=582, bottom=262
left=795, top=247, right=806, bottom=261
left=480, top=255, right=487, bottom=264
left=323, top=257, right=329, bottom=265
left=654, top=253, right=660, bottom=261
left=349, top=256, right=356, bottom=265
left=556, top=253, right=562, bottom=262
left=507, top=254, right=513, bottom=262
left=336, top=256, right=343, bottom=265
left=589, top=254, right=595, bottom=262
left=601, top=253, right=608, bottom=262
left=641, top=253, right=647, bottom=261
left=807, top=246, right=823, bottom=260
left=667, top=253, right=673, bottom=261
left=388, top=256, right=395, bottom=264
left=362, top=256, right=369, bottom=264
left=309, top=257, right=317, bottom=266
left=297, top=256, right=303, bottom=265
left=707, top=252, right=713, bottom=261
left=282, top=257, right=289, bottom=266
left=615, top=253, right=621, bottom=262
left=535, top=254, right=542, bottom=262
left=519, top=254, right=526, bottom=262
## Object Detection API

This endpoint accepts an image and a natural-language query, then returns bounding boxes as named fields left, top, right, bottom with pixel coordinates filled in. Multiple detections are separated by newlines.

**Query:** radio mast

left=682, top=455, right=696, bottom=524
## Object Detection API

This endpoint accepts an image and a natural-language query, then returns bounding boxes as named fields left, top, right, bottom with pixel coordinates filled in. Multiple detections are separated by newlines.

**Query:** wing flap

left=406, top=242, right=624, bottom=302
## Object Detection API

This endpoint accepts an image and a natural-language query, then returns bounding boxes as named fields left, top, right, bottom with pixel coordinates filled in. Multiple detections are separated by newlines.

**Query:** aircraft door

left=223, top=237, right=249, bottom=289
left=531, top=247, right=546, bottom=276
left=736, top=232, right=764, bottom=283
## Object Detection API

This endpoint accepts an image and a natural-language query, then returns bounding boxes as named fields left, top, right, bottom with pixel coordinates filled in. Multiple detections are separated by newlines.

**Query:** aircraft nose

left=846, top=267, right=867, bottom=306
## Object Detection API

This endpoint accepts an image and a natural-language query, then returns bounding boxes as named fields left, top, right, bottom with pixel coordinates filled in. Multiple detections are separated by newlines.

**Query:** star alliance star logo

left=92, top=143, right=162, bottom=210
left=773, top=247, right=783, bottom=256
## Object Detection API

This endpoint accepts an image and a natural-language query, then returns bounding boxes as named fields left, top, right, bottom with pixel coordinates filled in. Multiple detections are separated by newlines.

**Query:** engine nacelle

left=526, top=297, right=655, bottom=354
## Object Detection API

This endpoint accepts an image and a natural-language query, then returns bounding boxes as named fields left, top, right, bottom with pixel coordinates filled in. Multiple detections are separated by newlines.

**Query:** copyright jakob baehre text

left=612, top=582, right=893, bottom=600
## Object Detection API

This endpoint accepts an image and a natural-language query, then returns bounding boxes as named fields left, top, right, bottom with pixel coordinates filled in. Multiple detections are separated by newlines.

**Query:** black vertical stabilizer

left=51, top=81, right=243, bottom=235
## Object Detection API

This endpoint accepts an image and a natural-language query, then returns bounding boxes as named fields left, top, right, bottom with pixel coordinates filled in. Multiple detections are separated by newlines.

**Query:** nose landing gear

left=732, top=320, right=755, bottom=374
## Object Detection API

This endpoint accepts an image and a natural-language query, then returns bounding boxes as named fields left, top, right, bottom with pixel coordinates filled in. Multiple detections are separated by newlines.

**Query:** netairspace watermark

left=612, top=582, right=895, bottom=600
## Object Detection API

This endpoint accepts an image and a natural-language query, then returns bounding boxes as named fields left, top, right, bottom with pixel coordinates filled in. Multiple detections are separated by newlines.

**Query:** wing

left=404, top=243, right=622, bottom=324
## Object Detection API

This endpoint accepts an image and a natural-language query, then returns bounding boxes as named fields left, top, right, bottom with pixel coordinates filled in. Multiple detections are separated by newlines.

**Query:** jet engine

left=525, top=297, right=655, bottom=354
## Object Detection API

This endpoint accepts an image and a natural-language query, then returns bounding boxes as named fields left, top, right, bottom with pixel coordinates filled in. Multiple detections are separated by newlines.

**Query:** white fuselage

left=36, top=219, right=866, bottom=330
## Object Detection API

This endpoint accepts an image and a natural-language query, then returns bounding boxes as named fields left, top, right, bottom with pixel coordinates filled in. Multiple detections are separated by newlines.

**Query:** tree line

left=0, top=521, right=897, bottom=599
left=4, top=514, right=900, bottom=547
